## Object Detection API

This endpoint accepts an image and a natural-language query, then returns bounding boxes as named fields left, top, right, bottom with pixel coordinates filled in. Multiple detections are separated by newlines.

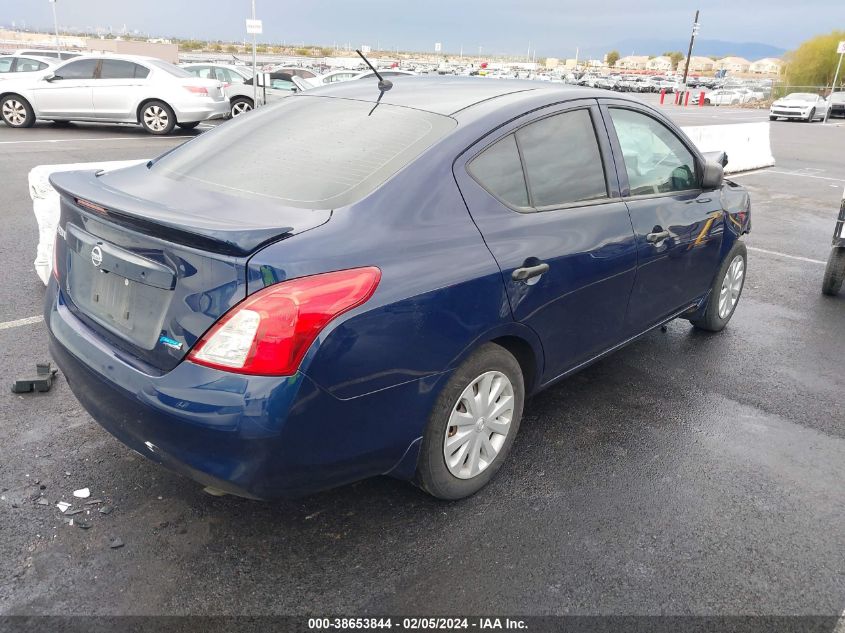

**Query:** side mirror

left=701, top=160, right=724, bottom=190
left=702, top=150, right=728, bottom=168
left=43, top=72, right=56, bottom=82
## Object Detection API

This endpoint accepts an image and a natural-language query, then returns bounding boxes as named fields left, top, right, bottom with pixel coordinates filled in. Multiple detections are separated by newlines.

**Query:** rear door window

left=467, top=135, right=529, bottom=207
left=0, top=58, right=13, bottom=73
left=15, top=58, right=48, bottom=72
left=516, top=109, right=608, bottom=208
left=99, top=60, right=148, bottom=79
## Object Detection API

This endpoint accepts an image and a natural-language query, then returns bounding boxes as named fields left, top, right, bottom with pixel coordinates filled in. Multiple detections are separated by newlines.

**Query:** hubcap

left=2, top=99, right=26, bottom=125
left=718, top=255, right=745, bottom=319
left=231, top=101, right=252, bottom=116
left=143, top=105, right=168, bottom=131
left=443, top=371, right=514, bottom=480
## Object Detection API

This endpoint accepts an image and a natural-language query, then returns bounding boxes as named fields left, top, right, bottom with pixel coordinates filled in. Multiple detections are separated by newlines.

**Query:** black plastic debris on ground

left=11, top=362, right=59, bottom=394
left=109, top=537, right=124, bottom=549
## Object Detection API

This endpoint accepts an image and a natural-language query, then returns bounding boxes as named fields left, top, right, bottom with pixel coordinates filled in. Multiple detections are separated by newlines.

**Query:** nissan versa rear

left=45, top=77, right=751, bottom=500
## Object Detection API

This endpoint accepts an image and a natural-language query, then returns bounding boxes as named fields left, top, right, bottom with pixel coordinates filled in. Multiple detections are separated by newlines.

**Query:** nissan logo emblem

left=91, top=245, right=103, bottom=267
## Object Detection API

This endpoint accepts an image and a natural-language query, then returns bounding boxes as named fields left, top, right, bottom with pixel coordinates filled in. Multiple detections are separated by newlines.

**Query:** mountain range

left=582, top=39, right=787, bottom=61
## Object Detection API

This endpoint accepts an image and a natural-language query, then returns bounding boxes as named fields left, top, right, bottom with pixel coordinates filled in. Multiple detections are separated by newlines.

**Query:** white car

left=310, top=69, right=360, bottom=86
left=0, top=54, right=58, bottom=80
left=13, top=49, right=81, bottom=61
left=769, top=93, right=829, bottom=122
left=0, top=54, right=228, bottom=134
left=705, top=89, right=745, bottom=106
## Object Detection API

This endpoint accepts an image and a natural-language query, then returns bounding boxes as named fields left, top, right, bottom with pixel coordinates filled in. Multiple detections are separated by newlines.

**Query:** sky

left=3, top=0, right=844, bottom=58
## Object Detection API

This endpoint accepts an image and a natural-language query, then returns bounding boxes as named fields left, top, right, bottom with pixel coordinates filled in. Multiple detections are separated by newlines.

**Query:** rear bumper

left=45, top=282, right=438, bottom=498
left=171, top=99, right=229, bottom=122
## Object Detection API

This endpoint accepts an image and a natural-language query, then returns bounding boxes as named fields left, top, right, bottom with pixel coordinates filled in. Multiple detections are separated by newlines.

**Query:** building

left=544, top=57, right=560, bottom=69
left=684, top=56, right=715, bottom=73
left=85, top=38, right=178, bottom=63
left=646, top=56, right=673, bottom=72
left=616, top=55, right=649, bottom=70
left=749, top=57, right=783, bottom=75
left=716, top=56, right=751, bottom=73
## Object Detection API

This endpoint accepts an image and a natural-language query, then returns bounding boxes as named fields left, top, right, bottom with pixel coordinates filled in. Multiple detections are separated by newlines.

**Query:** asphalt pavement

left=0, top=107, right=844, bottom=621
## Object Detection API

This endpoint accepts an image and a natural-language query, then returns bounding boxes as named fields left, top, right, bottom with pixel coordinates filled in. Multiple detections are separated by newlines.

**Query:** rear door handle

left=646, top=230, right=670, bottom=244
left=512, top=262, right=550, bottom=281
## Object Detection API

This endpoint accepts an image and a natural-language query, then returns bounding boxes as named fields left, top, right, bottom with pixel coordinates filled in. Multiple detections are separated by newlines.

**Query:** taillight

left=184, top=85, right=209, bottom=96
left=52, top=237, right=59, bottom=281
left=187, top=267, right=381, bottom=376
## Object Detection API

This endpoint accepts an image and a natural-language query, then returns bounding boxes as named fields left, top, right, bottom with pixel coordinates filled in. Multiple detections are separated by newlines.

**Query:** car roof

left=300, top=75, right=615, bottom=117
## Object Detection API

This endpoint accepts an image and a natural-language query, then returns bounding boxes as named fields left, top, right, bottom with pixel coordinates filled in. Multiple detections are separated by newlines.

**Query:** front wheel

left=417, top=343, right=525, bottom=500
left=139, top=100, right=176, bottom=135
left=690, top=241, right=747, bottom=332
left=1, top=94, right=35, bottom=128
left=769, top=115, right=777, bottom=121
left=806, top=107, right=816, bottom=122
left=821, top=247, right=845, bottom=296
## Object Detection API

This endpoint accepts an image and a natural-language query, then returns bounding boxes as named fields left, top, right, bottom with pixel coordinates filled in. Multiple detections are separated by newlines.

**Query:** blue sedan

left=45, top=77, right=751, bottom=500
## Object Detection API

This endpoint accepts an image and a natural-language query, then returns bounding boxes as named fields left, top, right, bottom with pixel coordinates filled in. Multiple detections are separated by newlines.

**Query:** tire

left=176, top=121, right=200, bottom=129
left=139, top=100, right=176, bottom=135
left=416, top=343, right=525, bottom=500
left=229, top=97, right=253, bottom=117
left=690, top=241, right=748, bottom=332
left=1, top=94, right=35, bottom=128
left=806, top=107, right=815, bottom=122
left=821, top=247, right=845, bottom=296
left=769, top=115, right=777, bottom=121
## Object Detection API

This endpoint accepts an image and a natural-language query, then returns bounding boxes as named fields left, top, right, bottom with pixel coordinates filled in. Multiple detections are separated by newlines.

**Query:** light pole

left=251, top=0, right=257, bottom=108
left=49, top=0, right=61, bottom=50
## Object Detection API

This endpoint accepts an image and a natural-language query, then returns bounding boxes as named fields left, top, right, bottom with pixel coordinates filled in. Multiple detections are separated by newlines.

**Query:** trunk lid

left=50, top=164, right=331, bottom=374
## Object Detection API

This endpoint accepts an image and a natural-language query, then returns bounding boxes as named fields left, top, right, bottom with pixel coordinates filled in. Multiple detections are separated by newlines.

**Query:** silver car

left=0, top=54, right=228, bottom=134
left=181, top=63, right=291, bottom=117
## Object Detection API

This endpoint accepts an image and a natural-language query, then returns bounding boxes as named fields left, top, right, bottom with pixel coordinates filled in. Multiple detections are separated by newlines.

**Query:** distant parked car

left=182, top=63, right=290, bottom=117
left=0, top=54, right=57, bottom=80
left=311, top=70, right=360, bottom=85
left=352, top=69, right=417, bottom=81
left=13, top=49, right=81, bottom=61
left=706, top=89, right=744, bottom=106
left=0, top=55, right=228, bottom=134
left=827, top=91, right=845, bottom=118
left=769, top=93, right=829, bottom=122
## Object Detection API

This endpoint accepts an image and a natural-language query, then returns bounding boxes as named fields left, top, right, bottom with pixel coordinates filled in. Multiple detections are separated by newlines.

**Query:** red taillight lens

left=184, top=85, right=209, bottom=96
left=187, top=267, right=381, bottom=376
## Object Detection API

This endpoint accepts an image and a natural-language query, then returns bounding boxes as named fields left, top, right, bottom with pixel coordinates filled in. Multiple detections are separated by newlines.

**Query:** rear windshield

left=147, top=59, right=192, bottom=77
left=152, top=96, right=456, bottom=209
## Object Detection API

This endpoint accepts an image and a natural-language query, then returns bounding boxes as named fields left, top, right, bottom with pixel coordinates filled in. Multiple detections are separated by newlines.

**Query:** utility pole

left=681, top=9, right=700, bottom=91
left=49, top=0, right=61, bottom=50
left=823, top=41, right=844, bottom=124
left=251, top=0, right=257, bottom=108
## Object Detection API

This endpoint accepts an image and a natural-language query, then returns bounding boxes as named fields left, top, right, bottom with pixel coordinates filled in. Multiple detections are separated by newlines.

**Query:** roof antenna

left=356, top=49, right=393, bottom=92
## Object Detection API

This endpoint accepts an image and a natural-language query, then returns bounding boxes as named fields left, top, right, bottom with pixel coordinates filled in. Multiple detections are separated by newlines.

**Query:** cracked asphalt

left=0, top=106, right=843, bottom=619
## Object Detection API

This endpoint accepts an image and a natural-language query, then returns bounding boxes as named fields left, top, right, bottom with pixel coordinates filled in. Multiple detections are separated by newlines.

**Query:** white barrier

left=30, top=160, right=146, bottom=284
left=681, top=122, right=775, bottom=174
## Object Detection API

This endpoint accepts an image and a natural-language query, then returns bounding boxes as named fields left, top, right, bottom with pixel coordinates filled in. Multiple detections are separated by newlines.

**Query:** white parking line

left=0, top=315, right=44, bottom=330
left=748, top=246, right=826, bottom=265
left=0, top=136, right=192, bottom=145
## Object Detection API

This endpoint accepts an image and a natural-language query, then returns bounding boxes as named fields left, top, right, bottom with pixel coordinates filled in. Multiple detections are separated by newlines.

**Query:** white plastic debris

left=73, top=488, right=91, bottom=499
left=56, top=501, right=71, bottom=513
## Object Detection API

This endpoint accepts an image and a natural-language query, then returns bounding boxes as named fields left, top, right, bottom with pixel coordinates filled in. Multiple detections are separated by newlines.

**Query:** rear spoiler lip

left=49, top=169, right=295, bottom=258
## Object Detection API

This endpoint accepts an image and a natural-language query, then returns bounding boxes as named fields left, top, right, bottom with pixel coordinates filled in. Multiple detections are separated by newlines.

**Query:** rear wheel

left=690, top=241, right=747, bottom=332
left=1, top=94, right=35, bottom=128
left=230, top=97, right=253, bottom=117
left=417, top=343, right=524, bottom=500
left=821, top=247, right=845, bottom=296
left=176, top=121, right=200, bottom=129
left=139, top=100, right=176, bottom=135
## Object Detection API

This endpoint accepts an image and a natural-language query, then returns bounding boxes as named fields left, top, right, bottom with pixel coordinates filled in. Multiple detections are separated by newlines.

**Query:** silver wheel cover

left=718, top=254, right=745, bottom=319
left=443, top=371, right=514, bottom=479
left=143, top=105, right=169, bottom=131
left=2, top=99, right=27, bottom=126
left=231, top=101, right=252, bottom=116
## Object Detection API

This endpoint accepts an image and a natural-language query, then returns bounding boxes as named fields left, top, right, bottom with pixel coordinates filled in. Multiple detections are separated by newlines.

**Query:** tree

left=225, top=44, right=237, bottom=53
left=606, top=50, right=620, bottom=68
left=784, top=30, right=845, bottom=89
left=663, top=51, right=685, bottom=70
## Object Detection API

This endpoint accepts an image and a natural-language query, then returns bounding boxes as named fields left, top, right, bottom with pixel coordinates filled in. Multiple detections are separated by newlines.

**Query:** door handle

left=512, top=262, right=550, bottom=281
left=646, top=230, right=670, bottom=244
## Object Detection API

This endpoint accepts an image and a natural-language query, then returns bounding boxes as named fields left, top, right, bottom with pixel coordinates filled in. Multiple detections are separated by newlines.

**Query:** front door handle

left=646, top=230, right=670, bottom=244
left=512, top=262, right=550, bottom=281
